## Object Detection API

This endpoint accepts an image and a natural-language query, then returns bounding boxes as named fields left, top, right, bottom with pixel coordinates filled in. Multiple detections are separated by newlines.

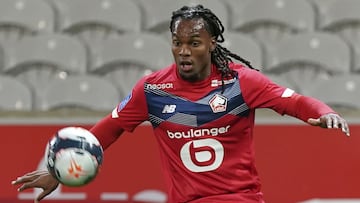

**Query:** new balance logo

left=162, top=105, right=176, bottom=113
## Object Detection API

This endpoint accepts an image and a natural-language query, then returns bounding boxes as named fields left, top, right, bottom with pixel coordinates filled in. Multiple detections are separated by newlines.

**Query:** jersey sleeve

left=110, top=77, right=149, bottom=132
left=239, top=68, right=335, bottom=122
left=89, top=77, right=149, bottom=150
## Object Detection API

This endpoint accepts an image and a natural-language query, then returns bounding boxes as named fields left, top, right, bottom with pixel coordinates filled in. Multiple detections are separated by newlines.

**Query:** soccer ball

left=45, top=126, right=104, bottom=187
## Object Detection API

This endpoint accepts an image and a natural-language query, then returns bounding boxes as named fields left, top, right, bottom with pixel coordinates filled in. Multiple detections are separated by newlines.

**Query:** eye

left=172, top=40, right=181, bottom=47
left=192, top=41, right=200, bottom=47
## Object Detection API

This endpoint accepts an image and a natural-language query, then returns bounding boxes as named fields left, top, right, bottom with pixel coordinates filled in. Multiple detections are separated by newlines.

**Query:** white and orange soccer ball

left=45, top=127, right=103, bottom=187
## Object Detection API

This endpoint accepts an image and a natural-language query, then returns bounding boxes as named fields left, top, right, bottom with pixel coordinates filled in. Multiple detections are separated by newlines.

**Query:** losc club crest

left=209, top=94, right=228, bottom=113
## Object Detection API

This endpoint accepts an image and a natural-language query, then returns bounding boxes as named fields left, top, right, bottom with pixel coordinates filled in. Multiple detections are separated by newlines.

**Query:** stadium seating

left=88, top=32, right=172, bottom=72
left=318, top=0, right=360, bottom=30
left=0, top=75, right=32, bottom=111
left=38, top=75, right=120, bottom=111
left=307, top=0, right=338, bottom=26
left=86, top=32, right=173, bottom=98
left=136, top=0, right=229, bottom=36
left=1, top=33, right=87, bottom=74
left=0, top=33, right=87, bottom=109
left=266, top=74, right=299, bottom=93
left=230, top=0, right=315, bottom=31
left=0, top=45, right=3, bottom=71
left=0, top=0, right=54, bottom=41
left=222, top=32, right=264, bottom=70
left=306, top=74, right=360, bottom=109
left=221, top=0, right=252, bottom=27
left=0, top=0, right=358, bottom=111
left=316, top=0, right=360, bottom=73
left=46, top=0, right=141, bottom=41
left=266, top=31, right=351, bottom=94
left=227, top=0, right=315, bottom=54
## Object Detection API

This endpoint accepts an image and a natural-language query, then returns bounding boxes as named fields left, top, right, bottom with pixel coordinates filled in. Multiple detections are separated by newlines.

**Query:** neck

left=177, top=63, right=214, bottom=83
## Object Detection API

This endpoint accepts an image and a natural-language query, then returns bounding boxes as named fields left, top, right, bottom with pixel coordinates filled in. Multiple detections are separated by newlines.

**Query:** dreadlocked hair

left=170, top=4, right=257, bottom=92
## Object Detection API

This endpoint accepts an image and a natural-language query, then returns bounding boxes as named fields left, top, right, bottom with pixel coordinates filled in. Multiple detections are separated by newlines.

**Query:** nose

left=179, top=45, right=191, bottom=56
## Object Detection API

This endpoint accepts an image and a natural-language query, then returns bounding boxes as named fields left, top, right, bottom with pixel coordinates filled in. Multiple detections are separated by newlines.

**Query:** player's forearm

left=90, top=114, right=124, bottom=150
left=286, top=94, right=336, bottom=122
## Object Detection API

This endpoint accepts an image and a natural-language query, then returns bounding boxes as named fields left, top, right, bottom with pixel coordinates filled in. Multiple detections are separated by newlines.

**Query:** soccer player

left=12, top=4, right=350, bottom=203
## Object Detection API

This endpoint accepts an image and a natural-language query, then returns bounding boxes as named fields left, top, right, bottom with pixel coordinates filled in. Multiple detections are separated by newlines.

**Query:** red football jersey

left=101, top=62, right=334, bottom=203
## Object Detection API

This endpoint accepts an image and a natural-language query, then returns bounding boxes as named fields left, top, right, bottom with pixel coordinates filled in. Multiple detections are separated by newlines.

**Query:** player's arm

left=91, top=76, right=150, bottom=149
left=10, top=116, right=126, bottom=202
left=11, top=115, right=127, bottom=202
left=240, top=68, right=350, bottom=136
left=11, top=170, right=58, bottom=203
left=284, top=94, right=350, bottom=136
left=90, top=114, right=125, bottom=149
left=12, top=77, right=150, bottom=201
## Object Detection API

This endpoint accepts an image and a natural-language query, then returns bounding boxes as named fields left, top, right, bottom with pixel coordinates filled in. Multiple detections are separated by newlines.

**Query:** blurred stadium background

left=1, top=0, right=360, bottom=203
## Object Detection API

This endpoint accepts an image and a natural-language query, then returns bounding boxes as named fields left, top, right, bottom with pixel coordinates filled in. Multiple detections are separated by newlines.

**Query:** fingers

left=340, top=119, right=350, bottom=137
left=17, top=182, right=34, bottom=192
left=12, top=170, right=50, bottom=192
left=326, top=114, right=337, bottom=129
left=307, top=118, right=321, bottom=126
left=12, top=170, right=58, bottom=203
left=12, top=170, right=48, bottom=185
left=36, top=190, right=51, bottom=202
left=17, top=176, right=44, bottom=192
left=322, top=114, right=351, bottom=137
left=35, top=180, right=59, bottom=203
left=309, top=114, right=351, bottom=137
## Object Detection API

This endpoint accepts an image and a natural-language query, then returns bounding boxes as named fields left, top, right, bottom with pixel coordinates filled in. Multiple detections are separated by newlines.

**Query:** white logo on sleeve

left=281, top=88, right=295, bottom=98
left=111, top=107, right=118, bottom=118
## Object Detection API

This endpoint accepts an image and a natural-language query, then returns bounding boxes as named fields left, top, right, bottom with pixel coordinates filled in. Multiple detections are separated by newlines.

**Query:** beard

left=178, top=71, right=202, bottom=82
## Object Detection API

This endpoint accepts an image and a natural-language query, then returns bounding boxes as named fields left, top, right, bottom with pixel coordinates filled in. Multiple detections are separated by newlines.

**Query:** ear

left=210, top=37, right=216, bottom=52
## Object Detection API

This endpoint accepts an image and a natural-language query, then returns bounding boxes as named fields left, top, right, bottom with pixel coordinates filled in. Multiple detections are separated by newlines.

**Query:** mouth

left=179, top=60, right=193, bottom=72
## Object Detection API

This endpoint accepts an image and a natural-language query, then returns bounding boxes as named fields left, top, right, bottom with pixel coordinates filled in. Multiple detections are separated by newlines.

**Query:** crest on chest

left=208, top=94, right=228, bottom=113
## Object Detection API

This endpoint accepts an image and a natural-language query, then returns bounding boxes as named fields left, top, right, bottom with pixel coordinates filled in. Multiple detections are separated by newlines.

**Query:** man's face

left=171, top=18, right=216, bottom=82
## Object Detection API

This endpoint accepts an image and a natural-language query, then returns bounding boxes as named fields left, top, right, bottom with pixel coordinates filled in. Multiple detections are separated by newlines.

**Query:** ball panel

left=45, top=127, right=104, bottom=187
left=57, top=127, right=101, bottom=146
left=54, top=148, right=98, bottom=186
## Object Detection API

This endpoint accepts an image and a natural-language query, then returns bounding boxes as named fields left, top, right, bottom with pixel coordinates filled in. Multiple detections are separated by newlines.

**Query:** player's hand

left=307, top=113, right=350, bottom=137
left=11, top=170, right=59, bottom=203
